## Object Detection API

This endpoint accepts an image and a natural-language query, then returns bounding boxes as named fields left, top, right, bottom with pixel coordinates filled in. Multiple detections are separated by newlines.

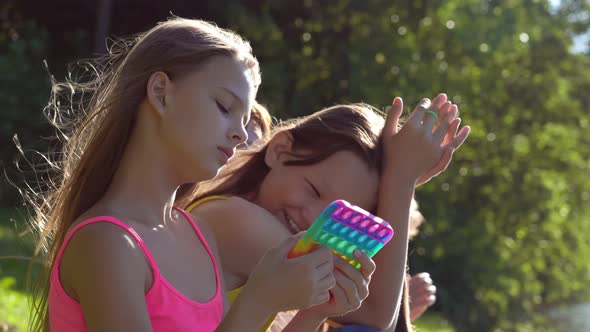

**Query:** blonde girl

left=25, top=17, right=374, bottom=332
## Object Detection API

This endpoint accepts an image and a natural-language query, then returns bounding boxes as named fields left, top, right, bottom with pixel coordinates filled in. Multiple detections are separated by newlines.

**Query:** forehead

left=183, top=55, right=255, bottom=105
left=306, top=150, right=379, bottom=211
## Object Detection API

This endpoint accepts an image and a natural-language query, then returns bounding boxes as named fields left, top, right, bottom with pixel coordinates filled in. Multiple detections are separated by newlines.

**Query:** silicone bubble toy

left=288, top=200, right=394, bottom=269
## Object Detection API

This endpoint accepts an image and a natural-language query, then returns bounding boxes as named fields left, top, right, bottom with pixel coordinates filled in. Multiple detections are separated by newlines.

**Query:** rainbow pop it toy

left=288, top=200, right=394, bottom=269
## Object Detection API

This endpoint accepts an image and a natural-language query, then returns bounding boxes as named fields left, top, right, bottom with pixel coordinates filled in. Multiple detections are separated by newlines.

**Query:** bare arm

left=60, top=223, right=154, bottom=332
left=332, top=94, right=470, bottom=329
left=332, top=172, right=415, bottom=330
left=282, top=309, right=326, bottom=332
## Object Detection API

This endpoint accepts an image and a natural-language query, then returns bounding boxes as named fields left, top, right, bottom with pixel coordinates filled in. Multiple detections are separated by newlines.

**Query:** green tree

left=1, top=1, right=588, bottom=330
left=224, top=0, right=590, bottom=330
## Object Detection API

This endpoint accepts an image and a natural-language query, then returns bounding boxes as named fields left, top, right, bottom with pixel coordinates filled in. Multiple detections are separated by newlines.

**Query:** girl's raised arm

left=334, top=94, right=470, bottom=329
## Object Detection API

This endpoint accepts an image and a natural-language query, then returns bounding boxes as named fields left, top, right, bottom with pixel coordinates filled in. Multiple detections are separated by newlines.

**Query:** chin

left=187, top=164, right=220, bottom=183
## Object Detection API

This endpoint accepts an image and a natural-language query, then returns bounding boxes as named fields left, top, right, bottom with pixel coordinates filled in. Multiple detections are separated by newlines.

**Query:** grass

left=0, top=277, right=30, bottom=331
left=0, top=207, right=456, bottom=331
left=0, top=207, right=34, bottom=331
left=414, top=312, right=455, bottom=332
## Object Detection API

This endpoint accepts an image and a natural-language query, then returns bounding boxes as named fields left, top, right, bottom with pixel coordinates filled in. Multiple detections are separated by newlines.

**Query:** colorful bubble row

left=329, top=205, right=393, bottom=243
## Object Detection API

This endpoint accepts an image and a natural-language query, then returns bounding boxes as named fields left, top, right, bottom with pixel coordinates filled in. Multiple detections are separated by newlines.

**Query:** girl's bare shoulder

left=190, top=196, right=286, bottom=232
left=189, top=196, right=291, bottom=272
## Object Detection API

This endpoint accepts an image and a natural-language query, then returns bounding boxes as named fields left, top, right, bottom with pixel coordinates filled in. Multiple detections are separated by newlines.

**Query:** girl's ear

left=264, top=131, right=294, bottom=168
left=146, top=71, right=172, bottom=117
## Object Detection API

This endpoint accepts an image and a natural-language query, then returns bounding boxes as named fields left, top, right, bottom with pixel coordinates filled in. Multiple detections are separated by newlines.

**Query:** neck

left=96, top=128, right=181, bottom=226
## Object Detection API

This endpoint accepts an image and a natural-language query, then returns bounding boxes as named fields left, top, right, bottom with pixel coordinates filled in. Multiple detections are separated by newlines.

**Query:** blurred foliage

left=0, top=207, right=35, bottom=331
left=0, top=276, right=29, bottom=332
left=1, top=0, right=589, bottom=331
left=0, top=15, right=52, bottom=205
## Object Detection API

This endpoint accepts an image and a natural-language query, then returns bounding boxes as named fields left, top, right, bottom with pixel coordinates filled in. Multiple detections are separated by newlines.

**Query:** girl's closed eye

left=305, top=178, right=321, bottom=198
left=215, top=100, right=230, bottom=114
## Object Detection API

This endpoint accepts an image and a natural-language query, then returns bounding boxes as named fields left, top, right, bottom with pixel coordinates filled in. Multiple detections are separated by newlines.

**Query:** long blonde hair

left=250, top=101, right=273, bottom=139
left=23, top=17, right=260, bottom=332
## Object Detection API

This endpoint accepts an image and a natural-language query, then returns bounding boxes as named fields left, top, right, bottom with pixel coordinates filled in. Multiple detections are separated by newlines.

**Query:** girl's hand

left=407, top=272, right=437, bottom=321
left=302, top=250, right=376, bottom=319
left=242, top=232, right=336, bottom=314
left=383, top=94, right=470, bottom=185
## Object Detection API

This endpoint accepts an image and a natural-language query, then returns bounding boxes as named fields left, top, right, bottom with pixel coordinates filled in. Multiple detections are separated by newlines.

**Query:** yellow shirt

left=186, top=196, right=341, bottom=331
left=186, top=196, right=276, bottom=331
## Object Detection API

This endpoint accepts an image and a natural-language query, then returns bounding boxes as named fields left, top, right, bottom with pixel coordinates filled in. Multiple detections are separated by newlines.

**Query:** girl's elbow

left=372, top=310, right=396, bottom=330
left=357, top=302, right=396, bottom=330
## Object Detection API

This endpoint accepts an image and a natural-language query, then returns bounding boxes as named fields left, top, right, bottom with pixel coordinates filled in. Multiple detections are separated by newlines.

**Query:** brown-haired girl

left=182, top=95, right=470, bottom=331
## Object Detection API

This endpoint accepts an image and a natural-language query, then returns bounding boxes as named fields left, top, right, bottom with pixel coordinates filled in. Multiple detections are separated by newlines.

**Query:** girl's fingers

left=384, top=97, right=404, bottom=136
left=414, top=294, right=437, bottom=307
left=442, top=114, right=461, bottom=147
left=315, top=256, right=335, bottom=280
left=333, top=255, right=366, bottom=288
left=412, top=272, right=432, bottom=280
left=433, top=112, right=453, bottom=143
left=438, top=148, right=454, bottom=172
left=334, top=270, right=358, bottom=307
left=273, top=231, right=304, bottom=260
left=441, top=105, right=460, bottom=145
left=353, top=249, right=376, bottom=280
left=426, top=285, right=437, bottom=295
left=435, top=101, right=453, bottom=129
left=430, top=93, right=448, bottom=116
left=427, top=294, right=437, bottom=305
left=428, top=94, right=448, bottom=127
left=312, top=291, right=331, bottom=306
left=421, top=94, right=447, bottom=132
left=407, top=98, right=431, bottom=127
left=452, top=125, right=471, bottom=149
left=422, top=105, right=438, bottom=132
left=318, top=271, right=336, bottom=293
left=304, top=246, right=333, bottom=268
left=412, top=285, right=437, bottom=298
left=411, top=277, right=433, bottom=288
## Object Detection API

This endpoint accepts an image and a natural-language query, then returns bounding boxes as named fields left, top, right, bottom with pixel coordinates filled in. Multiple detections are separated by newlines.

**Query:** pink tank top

left=48, top=208, right=223, bottom=331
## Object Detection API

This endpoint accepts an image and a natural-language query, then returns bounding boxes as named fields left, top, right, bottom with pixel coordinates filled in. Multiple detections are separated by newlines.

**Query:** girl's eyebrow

left=219, top=86, right=251, bottom=124
left=219, top=86, right=246, bottom=108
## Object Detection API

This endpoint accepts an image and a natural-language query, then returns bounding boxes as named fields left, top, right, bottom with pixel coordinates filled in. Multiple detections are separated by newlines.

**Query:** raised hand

left=382, top=94, right=470, bottom=185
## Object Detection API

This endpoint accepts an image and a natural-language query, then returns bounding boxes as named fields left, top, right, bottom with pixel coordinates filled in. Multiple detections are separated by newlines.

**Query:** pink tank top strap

left=54, top=216, right=161, bottom=279
left=173, top=207, right=221, bottom=294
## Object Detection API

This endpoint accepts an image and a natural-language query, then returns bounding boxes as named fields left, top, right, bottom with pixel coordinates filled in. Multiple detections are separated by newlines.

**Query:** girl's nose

left=229, top=124, right=247, bottom=145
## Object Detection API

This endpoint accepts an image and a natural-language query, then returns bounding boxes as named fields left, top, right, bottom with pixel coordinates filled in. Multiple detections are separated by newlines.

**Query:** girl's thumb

left=275, top=231, right=306, bottom=257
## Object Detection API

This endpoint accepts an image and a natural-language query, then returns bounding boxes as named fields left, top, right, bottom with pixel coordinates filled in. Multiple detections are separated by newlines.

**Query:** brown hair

left=178, top=103, right=385, bottom=208
left=250, top=101, right=273, bottom=139
left=24, top=17, right=260, bottom=332
left=396, top=281, right=414, bottom=332
left=409, top=198, right=425, bottom=239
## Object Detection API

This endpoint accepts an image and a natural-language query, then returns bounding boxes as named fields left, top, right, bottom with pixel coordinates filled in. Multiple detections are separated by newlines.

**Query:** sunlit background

left=1, top=0, right=589, bottom=331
